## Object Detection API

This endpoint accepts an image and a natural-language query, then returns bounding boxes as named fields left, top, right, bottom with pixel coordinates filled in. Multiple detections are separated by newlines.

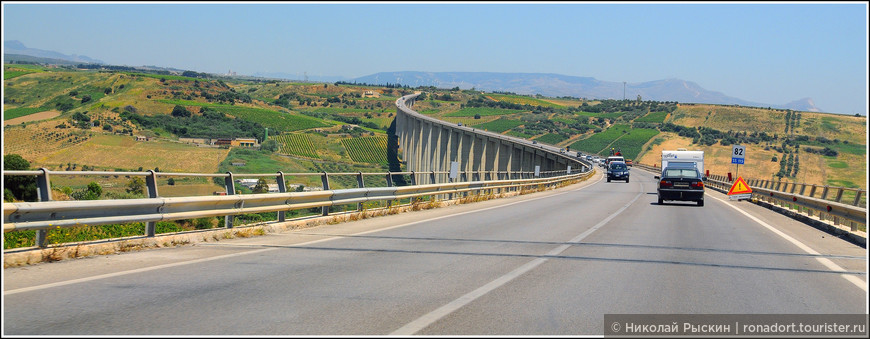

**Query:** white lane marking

left=709, top=195, right=867, bottom=292
left=5, top=174, right=604, bottom=296
left=391, top=189, right=644, bottom=335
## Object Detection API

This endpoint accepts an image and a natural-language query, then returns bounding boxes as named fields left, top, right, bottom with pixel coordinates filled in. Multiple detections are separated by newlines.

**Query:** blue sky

left=2, top=2, right=868, bottom=115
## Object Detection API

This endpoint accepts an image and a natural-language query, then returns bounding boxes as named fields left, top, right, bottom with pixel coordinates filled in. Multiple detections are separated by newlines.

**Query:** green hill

left=4, top=63, right=866, bottom=194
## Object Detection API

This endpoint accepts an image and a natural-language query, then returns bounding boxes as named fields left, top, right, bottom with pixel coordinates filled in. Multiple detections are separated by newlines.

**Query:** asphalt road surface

left=3, top=169, right=866, bottom=335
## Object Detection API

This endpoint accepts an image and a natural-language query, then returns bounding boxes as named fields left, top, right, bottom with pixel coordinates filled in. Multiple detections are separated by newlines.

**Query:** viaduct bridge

left=394, top=93, right=591, bottom=184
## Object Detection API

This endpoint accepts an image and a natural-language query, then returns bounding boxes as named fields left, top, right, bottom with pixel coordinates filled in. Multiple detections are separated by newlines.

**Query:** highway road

left=3, top=168, right=867, bottom=335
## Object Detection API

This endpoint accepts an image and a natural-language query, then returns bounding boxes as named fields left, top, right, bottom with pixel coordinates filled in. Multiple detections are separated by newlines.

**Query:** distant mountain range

left=351, top=71, right=823, bottom=113
left=4, top=40, right=103, bottom=64
left=3, top=40, right=823, bottom=113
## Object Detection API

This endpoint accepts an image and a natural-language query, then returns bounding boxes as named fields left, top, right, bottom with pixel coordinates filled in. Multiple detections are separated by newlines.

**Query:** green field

left=634, top=111, right=669, bottom=123
left=534, top=133, right=567, bottom=145
left=575, top=111, right=626, bottom=120
left=274, top=133, right=319, bottom=158
left=472, top=118, right=524, bottom=133
left=341, top=136, right=388, bottom=164
left=445, top=107, right=525, bottom=117
left=159, top=99, right=332, bottom=132
left=3, top=107, right=46, bottom=120
left=486, top=93, right=563, bottom=108
left=569, top=124, right=658, bottom=160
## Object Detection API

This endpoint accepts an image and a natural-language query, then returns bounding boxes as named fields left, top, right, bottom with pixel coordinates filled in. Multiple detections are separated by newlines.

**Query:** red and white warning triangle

left=728, top=176, right=752, bottom=195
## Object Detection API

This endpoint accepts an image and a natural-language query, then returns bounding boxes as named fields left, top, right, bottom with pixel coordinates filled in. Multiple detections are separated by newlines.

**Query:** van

left=661, top=150, right=704, bottom=178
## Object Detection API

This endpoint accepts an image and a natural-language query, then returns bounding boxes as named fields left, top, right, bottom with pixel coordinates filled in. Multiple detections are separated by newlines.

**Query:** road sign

left=731, top=145, right=746, bottom=164
left=727, top=176, right=752, bottom=195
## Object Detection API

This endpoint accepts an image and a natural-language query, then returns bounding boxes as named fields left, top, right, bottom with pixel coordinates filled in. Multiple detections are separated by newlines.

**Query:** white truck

left=661, top=149, right=705, bottom=177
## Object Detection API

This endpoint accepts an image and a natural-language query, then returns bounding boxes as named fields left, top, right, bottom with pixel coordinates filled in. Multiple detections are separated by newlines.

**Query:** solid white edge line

left=5, top=173, right=603, bottom=296
left=708, top=194, right=867, bottom=292
left=390, top=187, right=643, bottom=335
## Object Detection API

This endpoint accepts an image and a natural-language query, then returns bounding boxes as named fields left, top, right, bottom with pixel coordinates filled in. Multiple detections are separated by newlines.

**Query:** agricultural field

left=274, top=133, right=319, bottom=158
left=634, top=111, right=669, bottom=123
left=441, top=116, right=499, bottom=127
left=36, top=134, right=230, bottom=173
left=606, top=127, right=660, bottom=160
left=569, top=124, right=633, bottom=155
left=575, top=110, right=626, bottom=120
left=485, top=93, right=563, bottom=108
left=341, top=136, right=388, bottom=165
left=3, top=107, right=47, bottom=121
left=159, top=99, right=333, bottom=132
left=471, top=118, right=524, bottom=133
left=533, top=133, right=567, bottom=145
left=445, top=107, right=525, bottom=117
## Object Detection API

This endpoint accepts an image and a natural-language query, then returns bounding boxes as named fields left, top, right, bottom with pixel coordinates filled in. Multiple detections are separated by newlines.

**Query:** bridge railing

left=636, top=163, right=866, bottom=232
left=3, top=167, right=593, bottom=248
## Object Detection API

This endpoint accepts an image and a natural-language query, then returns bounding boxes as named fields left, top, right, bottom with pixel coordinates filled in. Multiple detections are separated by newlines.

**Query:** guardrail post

left=277, top=171, right=287, bottom=222
left=356, top=172, right=365, bottom=212
left=809, top=185, right=817, bottom=198
left=34, top=168, right=52, bottom=248
left=145, top=170, right=159, bottom=237
left=853, top=190, right=863, bottom=207
left=385, top=172, right=394, bottom=208
left=834, top=188, right=845, bottom=203
left=821, top=186, right=829, bottom=200
left=430, top=171, right=436, bottom=185
left=224, top=172, right=236, bottom=228
left=409, top=171, right=417, bottom=186
left=321, top=172, right=330, bottom=216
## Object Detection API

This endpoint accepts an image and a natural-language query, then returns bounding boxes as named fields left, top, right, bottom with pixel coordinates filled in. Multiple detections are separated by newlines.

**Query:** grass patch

left=445, top=107, right=524, bottom=117
left=3, top=107, right=46, bottom=120
left=472, top=118, right=524, bottom=133
left=827, top=161, right=848, bottom=169
left=634, top=111, right=669, bottom=123
left=534, top=133, right=567, bottom=145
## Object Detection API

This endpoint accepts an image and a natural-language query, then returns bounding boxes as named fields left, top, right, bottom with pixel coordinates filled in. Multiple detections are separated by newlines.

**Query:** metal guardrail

left=3, top=167, right=593, bottom=248
left=636, top=163, right=866, bottom=231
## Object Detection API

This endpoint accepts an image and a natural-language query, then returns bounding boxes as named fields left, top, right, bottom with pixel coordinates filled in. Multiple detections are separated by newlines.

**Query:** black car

left=655, top=167, right=705, bottom=206
left=606, top=161, right=630, bottom=183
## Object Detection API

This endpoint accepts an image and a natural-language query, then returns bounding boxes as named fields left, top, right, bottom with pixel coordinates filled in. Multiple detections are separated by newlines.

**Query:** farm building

left=134, top=135, right=149, bottom=142
left=212, top=138, right=259, bottom=147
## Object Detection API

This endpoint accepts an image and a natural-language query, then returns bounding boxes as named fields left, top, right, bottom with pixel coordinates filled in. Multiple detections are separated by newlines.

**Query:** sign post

left=731, top=145, right=746, bottom=180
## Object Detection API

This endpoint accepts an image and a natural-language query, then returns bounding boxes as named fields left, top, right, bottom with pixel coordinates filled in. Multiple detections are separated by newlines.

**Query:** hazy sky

left=2, top=1, right=868, bottom=115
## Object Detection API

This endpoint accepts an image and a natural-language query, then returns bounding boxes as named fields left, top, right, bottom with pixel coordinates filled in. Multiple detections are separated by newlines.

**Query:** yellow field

left=636, top=133, right=862, bottom=189
left=33, top=134, right=229, bottom=173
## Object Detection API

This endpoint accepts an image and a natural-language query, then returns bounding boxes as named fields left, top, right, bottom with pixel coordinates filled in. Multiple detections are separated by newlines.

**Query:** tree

left=72, top=182, right=102, bottom=200
left=260, top=139, right=278, bottom=153
left=252, top=178, right=269, bottom=193
left=171, top=105, right=191, bottom=117
left=126, top=177, right=146, bottom=195
left=81, top=94, right=92, bottom=104
left=3, top=154, right=38, bottom=202
left=167, top=178, right=176, bottom=186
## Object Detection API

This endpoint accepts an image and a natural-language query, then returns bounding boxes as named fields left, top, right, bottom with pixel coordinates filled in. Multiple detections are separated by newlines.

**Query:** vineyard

left=567, top=123, right=659, bottom=159
left=445, top=107, right=525, bottom=117
left=274, top=133, right=319, bottom=158
left=472, top=117, right=524, bottom=133
left=533, top=133, right=567, bottom=145
left=341, top=136, right=388, bottom=165
left=159, top=99, right=332, bottom=132
left=634, top=111, right=669, bottom=123
left=485, top=94, right=563, bottom=108
left=569, top=124, right=633, bottom=155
